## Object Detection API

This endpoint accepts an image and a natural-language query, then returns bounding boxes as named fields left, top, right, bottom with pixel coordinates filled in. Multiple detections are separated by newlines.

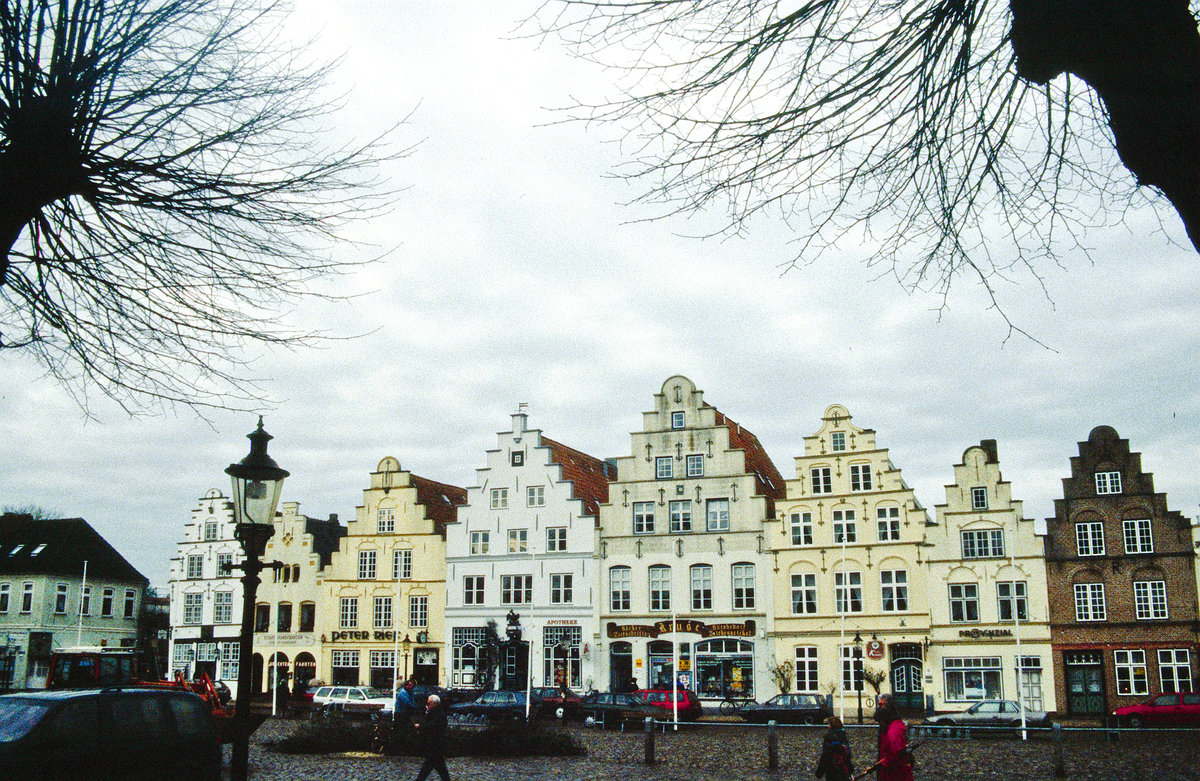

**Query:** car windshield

left=0, top=699, right=52, bottom=742
left=363, top=688, right=388, bottom=699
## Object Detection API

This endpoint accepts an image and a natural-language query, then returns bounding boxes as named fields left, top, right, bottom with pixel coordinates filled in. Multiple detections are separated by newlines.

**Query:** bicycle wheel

left=719, top=699, right=735, bottom=715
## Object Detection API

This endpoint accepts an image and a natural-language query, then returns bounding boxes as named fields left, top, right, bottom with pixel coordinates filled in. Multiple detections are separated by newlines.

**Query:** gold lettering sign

left=606, top=619, right=756, bottom=639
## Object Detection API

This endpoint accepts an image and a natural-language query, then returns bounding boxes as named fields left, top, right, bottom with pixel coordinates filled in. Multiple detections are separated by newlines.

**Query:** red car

left=1113, top=692, right=1200, bottom=727
left=635, top=688, right=704, bottom=721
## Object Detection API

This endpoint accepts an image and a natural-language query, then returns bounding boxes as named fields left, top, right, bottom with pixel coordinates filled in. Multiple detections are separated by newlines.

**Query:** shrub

left=272, top=718, right=373, bottom=755
left=272, top=717, right=586, bottom=758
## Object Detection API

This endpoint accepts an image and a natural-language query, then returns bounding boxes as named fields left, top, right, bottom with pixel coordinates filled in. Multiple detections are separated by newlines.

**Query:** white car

left=310, top=685, right=393, bottom=718
left=924, top=699, right=1049, bottom=734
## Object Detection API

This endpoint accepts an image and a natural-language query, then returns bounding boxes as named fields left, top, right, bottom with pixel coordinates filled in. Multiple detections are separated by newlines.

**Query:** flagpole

left=840, top=522, right=846, bottom=722
left=1011, top=523, right=1026, bottom=740
left=671, top=595, right=679, bottom=730
left=76, top=560, right=88, bottom=646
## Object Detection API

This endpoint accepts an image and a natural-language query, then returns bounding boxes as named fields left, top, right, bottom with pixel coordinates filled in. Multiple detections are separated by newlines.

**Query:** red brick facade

left=1044, top=426, right=1200, bottom=718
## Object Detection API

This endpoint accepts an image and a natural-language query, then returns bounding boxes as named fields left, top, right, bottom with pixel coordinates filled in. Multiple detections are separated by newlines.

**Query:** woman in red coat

left=874, top=694, right=913, bottom=781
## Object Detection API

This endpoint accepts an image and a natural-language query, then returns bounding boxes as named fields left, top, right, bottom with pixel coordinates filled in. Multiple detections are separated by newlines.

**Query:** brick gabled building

left=1044, top=426, right=1199, bottom=718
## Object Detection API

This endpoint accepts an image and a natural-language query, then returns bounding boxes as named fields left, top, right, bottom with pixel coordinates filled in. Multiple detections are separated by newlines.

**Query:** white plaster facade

left=167, top=489, right=245, bottom=694
left=926, top=440, right=1057, bottom=713
left=768, top=404, right=932, bottom=718
left=597, top=376, right=784, bottom=702
left=444, top=412, right=611, bottom=692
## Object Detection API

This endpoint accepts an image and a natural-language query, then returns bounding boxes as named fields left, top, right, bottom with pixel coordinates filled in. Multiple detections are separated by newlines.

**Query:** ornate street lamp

left=402, top=634, right=412, bottom=682
left=225, top=418, right=289, bottom=781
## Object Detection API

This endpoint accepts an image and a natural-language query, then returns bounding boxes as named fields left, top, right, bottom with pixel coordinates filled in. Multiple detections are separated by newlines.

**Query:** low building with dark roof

left=0, top=512, right=149, bottom=690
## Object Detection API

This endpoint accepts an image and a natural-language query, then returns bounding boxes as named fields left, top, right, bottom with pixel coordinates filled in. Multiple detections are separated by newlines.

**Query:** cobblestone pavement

left=230, top=717, right=1199, bottom=781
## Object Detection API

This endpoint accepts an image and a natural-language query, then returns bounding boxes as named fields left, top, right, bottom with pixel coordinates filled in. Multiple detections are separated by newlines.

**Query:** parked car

left=449, top=689, right=539, bottom=721
left=1113, top=692, right=1200, bottom=727
left=531, top=687, right=583, bottom=719
left=309, top=685, right=393, bottom=718
left=576, top=692, right=663, bottom=729
left=738, top=693, right=831, bottom=724
left=0, top=688, right=221, bottom=781
left=634, top=688, right=704, bottom=721
left=924, top=699, right=1049, bottom=734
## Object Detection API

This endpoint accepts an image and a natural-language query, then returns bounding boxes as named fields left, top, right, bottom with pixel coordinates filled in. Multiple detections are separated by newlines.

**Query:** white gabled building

left=444, top=410, right=612, bottom=692
left=596, top=376, right=785, bottom=702
left=168, top=489, right=244, bottom=693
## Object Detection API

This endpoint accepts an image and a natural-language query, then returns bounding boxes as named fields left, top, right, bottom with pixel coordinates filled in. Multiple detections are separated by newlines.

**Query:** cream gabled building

left=252, top=502, right=345, bottom=695
left=597, top=376, right=784, bottom=701
left=443, top=411, right=612, bottom=691
left=927, top=440, right=1055, bottom=713
left=768, top=405, right=931, bottom=717
left=319, top=458, right=465, bottom=688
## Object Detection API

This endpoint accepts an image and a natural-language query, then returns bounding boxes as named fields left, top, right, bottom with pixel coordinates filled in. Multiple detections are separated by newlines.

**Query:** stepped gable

left=706, top=405, right=786, bottom=510
left=303, top=515, right=348, bottom=568
left=409, top=474, right=468, bottom=532
left=542, top=436, right=614, bottom=517
left=0, top=513, right=148, bottom=585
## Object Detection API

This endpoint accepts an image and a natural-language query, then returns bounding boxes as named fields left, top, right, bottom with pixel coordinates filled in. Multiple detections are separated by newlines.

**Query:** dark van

left=0, top=688, right=221, bottom=781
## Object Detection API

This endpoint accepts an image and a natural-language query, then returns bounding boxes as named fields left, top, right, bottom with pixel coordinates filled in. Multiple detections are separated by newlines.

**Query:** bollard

left=1051, top=722, right=1065, bottom=778
left=767, top=719, right=778, bottom=771
left=644, top=716, right=655, bottom=766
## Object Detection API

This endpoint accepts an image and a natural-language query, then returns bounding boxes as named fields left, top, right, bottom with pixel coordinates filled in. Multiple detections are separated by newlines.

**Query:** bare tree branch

left=0, top=0, right=410, bottom=414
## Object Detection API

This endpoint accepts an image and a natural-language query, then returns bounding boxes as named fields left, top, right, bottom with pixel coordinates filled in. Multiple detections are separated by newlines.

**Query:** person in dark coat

left=815, top=715, right=854, bottom=781
left=874, top=694, right=913, bottom=781
left=273, top=674, right=290, bottom=716
left=413, top=694, right=450, bottom=781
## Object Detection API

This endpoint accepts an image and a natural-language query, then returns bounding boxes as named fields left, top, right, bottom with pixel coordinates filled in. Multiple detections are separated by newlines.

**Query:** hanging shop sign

left=865, top=640, right=885, bottom=660
left=605, top=619, right=756, bottom=639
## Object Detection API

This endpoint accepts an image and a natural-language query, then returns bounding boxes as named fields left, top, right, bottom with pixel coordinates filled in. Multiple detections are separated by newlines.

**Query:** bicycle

left=718, top=696, right=756, bottom=716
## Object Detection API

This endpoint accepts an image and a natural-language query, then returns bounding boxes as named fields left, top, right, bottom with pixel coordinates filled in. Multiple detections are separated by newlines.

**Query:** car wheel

left=1128, top=716, right=1143, bottom=728
left=556, top=706, right=566, bottom=719
left=584, top=715, right=596, bottom=728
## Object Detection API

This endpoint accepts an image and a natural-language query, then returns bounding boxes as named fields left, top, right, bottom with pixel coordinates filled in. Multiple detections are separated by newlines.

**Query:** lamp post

left=402, top=634, right=412, bottom=682
left=226, top=418, right=289, bottom=781
left=853, top=631, right=864, bottom=725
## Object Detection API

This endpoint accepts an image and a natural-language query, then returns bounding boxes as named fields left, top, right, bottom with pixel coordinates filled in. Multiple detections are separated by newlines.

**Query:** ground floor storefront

left=323, top=630, right=444, bottom=689
left=1052, top=640, right=1199, bottom=719
left=446, top=614, right=596, bottom=691
left=925, top=636, right=1056, bottom=713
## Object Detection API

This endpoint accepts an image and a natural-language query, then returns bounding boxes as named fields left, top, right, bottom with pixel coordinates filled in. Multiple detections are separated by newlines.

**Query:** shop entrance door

left=1065, top=651, right=1105, bottom=716
left=609, top=642, right=632, bottom=691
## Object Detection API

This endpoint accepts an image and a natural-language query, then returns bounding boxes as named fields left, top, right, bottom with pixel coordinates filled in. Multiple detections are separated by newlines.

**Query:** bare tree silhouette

left=536, top=0, right=1200, bottom=310
left=0, top=0, right=405, bottom=412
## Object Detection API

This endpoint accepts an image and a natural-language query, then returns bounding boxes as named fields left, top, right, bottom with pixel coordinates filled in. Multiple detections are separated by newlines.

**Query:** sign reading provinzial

left=605, top=619, right=756, bottom=639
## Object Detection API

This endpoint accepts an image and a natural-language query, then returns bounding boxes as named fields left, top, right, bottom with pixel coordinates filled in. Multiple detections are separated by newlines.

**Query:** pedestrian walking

left=413, top=694, right=451, bottom=781
left=872, top=694, right=912, bottom=781
left=815, top=716, right=854, bottom=781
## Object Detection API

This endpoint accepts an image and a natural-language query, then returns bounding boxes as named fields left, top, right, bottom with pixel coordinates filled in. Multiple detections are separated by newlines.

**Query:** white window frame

left=669, top=500, right=692, bottom=533
left=377, top=507, right=395, bottom=533
left=500, top=575, right=532, bottom=605
left=732, top=563, right=755, bottom=609
left=943, top=657, right=1002, bottom=702
left=550, top=573, right=573, bottom=604
left=100, top=587, right=113, bottom=617
left=840, top=645, right=864, bottom=692
left=671, top=411, right=685, bottom=429
left=357, top=550, right=377, bottom=580
left=833, top=509, right=856, bottom=543
left=849, top=463, right=872, bottom=491
left=1158, top=649, right=1193, bottom=694
left=830, top=432, right=846, bottom=452
left=1115, top=650, right=1148, bottom=695
left=123, top=589, right=136, bottom=619
left=527, top=485, right=545, bottom=507
left=508, top=528, right=528, bottom=554
left=949, top=583, right=980, bottom=623
left=0, top=583, right=9, bottom=614
left=216, top=553, right=233, bottom=576
left=690, top=564, right=713, bottom=610
left=706, top=498, right=730, bottom=532
left=686, top=454, right=704, bottom=477
left=54, top=583, right=68, bottom=614
left=183, top=593, right=203, bottom=625
left=881, top=570, right=908, bottom=612
left=649, top=565, right=671, bottom=612
left=374, top=596, right=393, bottom=629
left=186, top=554, right=203, bottom=580
left=339, top=596, right=358, bottom=628
left=795, top=646, right=819, bottom=692
left=997, top=581, right=1028, bottom=622
left=876, top=506, right=900, bottom=541
left=490, top=487, right=508, bottom=509
left=470, top=531, right=489, bottom=555
left=1075, top=521, right=1105, bottom=556
left=791, top=573, right=817, bottom=614
left=971, top=486, right=988, bottom=510
left=464, top=575, right=484, bottom=605
left=790, top=512, right=813, bottom=546
left=546, top=527, right=567, bottom=552
left=204, top=521, right=219, bottom=541
left=393, top=548, right=413, bottom=580
left=1095, top=471, right=1122, bottom=495
left=633, top=502, right=655, bottom=534
left=655, top=456, right=673, bottom=479
left=961, top=529, right=1005, bottom=558
left=1074, top=583, right=1106, bottom=621
left=835, top=571, right=862, bottom=613
left=811, top=466, right=832, bottom=494
left=213, top=591, right=233, bottom=623
left=20, top=582, right=33, bottom=614
left=409, top=595, right=428, bottom=628
left=1122, top=518, right=1153, bottom=554
left=610, top=566, right=631, bottom=612
left=1134, top=580, right=1168, bottom=620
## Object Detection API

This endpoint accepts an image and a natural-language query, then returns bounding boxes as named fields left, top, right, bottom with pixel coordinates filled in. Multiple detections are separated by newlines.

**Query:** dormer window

left=831, top=431, right=846, bottom=452
left=30, top=544, right=46, bottom=557
left=8, top=545, right=23, bottom=556
left=1095, top=471, right=1122, bottom=495
left=671, top=411, right=685, bottom=429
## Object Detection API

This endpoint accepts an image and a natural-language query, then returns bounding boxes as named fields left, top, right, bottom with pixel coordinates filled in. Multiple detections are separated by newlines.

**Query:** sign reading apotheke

left=605, top=619, right=756, bottom=639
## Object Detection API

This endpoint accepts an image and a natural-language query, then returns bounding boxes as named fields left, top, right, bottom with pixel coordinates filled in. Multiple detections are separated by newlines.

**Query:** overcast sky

left=3, top=2, right=1200, bottom=587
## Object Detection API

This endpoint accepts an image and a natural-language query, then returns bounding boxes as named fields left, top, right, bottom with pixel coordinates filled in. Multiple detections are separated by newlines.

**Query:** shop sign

left=865, top=640, right=884, bottom=660
left=328, top=630, right=430, bottom=643
left=605, top=619, right=756, bottom=639
left=957, top=628, right=1013, bottom=639
left=545, top=619, right=578, bottom=626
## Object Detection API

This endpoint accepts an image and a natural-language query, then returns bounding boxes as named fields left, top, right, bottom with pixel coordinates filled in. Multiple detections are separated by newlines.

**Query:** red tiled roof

left=541, top=436, right=613, bottom=518
left=409, top=474, right=468, bottom=535
left=706, top=405, right=785, bottom=514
